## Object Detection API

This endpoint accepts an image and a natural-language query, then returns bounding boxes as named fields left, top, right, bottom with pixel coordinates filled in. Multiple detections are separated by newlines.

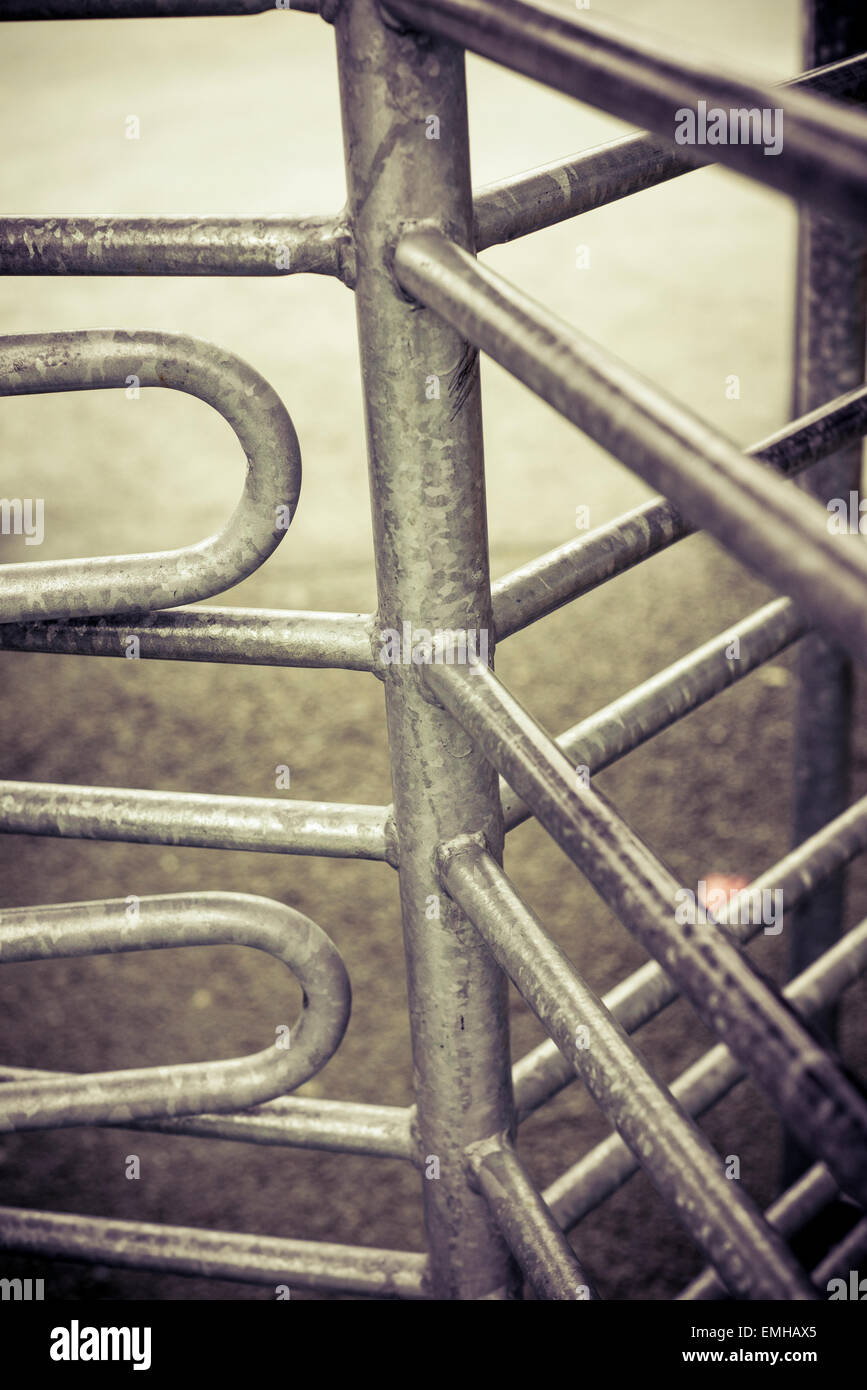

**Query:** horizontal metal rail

left=438, top=839, right=816, bottom=1300
left=5, top=52, right=864, bottom=284
left=0, top=213, right=352, bottom=280
left=0, top=607, right=377, bottom=671
left=466, top=1135, right=598, bottom=1301
left=491, top=383, right=867, bottom=641
left=396, top=230, right=867, bottom=671
left=6, top=52, right=865, bottom=286
left=0, top=892, right=350, bottom=1129
left=514, top=792, right=867, bottom=1120
left=387, top=0, right=867, bottom=226
left=0, top=1206, right=428, bottom=1299
left=543, top=915, right=867, bottom=1232
left=503, top=598, right=805, bottom=831
left=423, top=657, right=867, bottom=1209
left=0, top=331, right=301, bottom=623
left=474, top=52, right=867, bottom=250
left=0, top=1071, right=413, bottom=1158
left=7, top=50, right=865, bottom=284
left=6, top=380, right=864, bottom=671
left=0, top=781, right=396, bottom=863
left=4, top=381, right=863, bottom=673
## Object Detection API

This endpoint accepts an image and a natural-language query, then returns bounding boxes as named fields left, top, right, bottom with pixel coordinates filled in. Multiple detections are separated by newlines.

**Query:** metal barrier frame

left=0, top=0, right=866, bottom=1300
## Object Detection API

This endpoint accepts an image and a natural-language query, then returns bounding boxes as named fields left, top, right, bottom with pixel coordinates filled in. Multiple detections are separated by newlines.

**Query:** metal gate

left=1, top=0, right=867, bottom=1301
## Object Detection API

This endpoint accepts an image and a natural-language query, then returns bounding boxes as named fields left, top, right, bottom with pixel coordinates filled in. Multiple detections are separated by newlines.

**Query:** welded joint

left=385, top=218, right=442, bottom=306
left=434, top=830, right=489, bottom=885
left=406, top=1103, right=424, bottom=1168
left=376, top=0, right=422, bottom=38
left=329, top=207, right=357, bottom=287
left=383, top=809, right=401, bottom=869
left=464, top=1130, right=514, bottom=1193
left=367, top=611, right=387, bottom=681
left=415, top=636, right=493, bottom=709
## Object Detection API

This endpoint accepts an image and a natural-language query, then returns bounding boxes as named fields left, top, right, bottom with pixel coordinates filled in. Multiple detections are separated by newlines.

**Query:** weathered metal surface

left=396, top=230, right=867, bottom=671
left=0, top=1066, right=414, bottom=1157
left=6, top=53, right=864, bottom=285
left=333, top=0, right=518, bottom=1301
left=0, top=0, right=865, bottom=1303
left=440, top=840, right=816, bottom=1300
left=0, top=1206, right=428, bottom=1298
left=0, top=892, right=350, bottom=1129
left=423, top=658, right=867, bottom=1210
left=466, top=1135, right=598, bottom=1301
left=8, top=375, right=865, bottom=670
left=0, top=331, right=301, bottom=622
left=677, top=1163, right=838, bottom=1301
left=514, top=794, right=867, bottom=1120
left=683, top=1202, right=867, bottom=1303
left=543, top=916, right=867, bottom=1233
left=0, top=213, right=352, bottom=280
left=474, top=52, right=867, bottom=250
left=502, top=598, right=806, bottom=834
left=491, top=383, right=867, bottom=641
left=788, top=2, right=867, bottom=1085
left=0, top=780, right=395, bottom=861
left=0, top=607, right=377, bottom=670
left=386, top=0, right=867, bottom=226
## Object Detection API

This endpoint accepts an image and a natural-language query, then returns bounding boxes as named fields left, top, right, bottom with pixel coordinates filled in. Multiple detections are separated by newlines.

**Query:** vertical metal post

left=790, top=0, right=867, bottom=1027
left=334, top=0, right=520, bottom=1298
left=787, top=0, right=867, bottom=1178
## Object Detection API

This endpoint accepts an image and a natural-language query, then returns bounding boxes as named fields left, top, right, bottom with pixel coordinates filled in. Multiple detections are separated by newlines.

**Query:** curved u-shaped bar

left=0, top=330, right=301, bottom=622
left=0, top=891, right=351, bottom=1130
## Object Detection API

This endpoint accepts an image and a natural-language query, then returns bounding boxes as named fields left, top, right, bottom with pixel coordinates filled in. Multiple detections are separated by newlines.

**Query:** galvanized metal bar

left=544, top=916, right=867, bottom=1233
left=0, top=607, right=377, bottom=672
left=0, top=214, right=353, bottom=281
left=0, top=1207, right=428, bottom=1299
left=334, top=0, right=518, bottom=1300
left=6, top=55, right=861, bottom=283
left=0, top=1069, right=413, bottom=1158
left=491, top=384, right=867, bottom=642
left=386, top=0, right=867, bottom=226
left=683, top=1205, right=867, bottom=1304
left=474, top=52, right=867, bottom=250
left=439, top=840, right=816, bottom=1301
left=466, top=1135, right=599, bottom=1301
left=0, top=780, right=395, bottom=863
left=0, top=331, right=301, bottom=623
left=788, top=1, right=867, bottom=1088
left=0, top=892, right=350, bottom=1130
left=515, top=793, right=867, bottom=1119
left=5, top=55, right=860, bottom=285
left=503, top=598, right=805, bottom=833
left=423, top=657, right=867, bottom=1208
left=395, top=230, right=867, bottom=670
left=677, top=1163, right=838, bottom=1301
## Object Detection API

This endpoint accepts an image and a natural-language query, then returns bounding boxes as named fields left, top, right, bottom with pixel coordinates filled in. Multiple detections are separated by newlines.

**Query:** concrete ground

left=0, top=0, right=865, bottom=1299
